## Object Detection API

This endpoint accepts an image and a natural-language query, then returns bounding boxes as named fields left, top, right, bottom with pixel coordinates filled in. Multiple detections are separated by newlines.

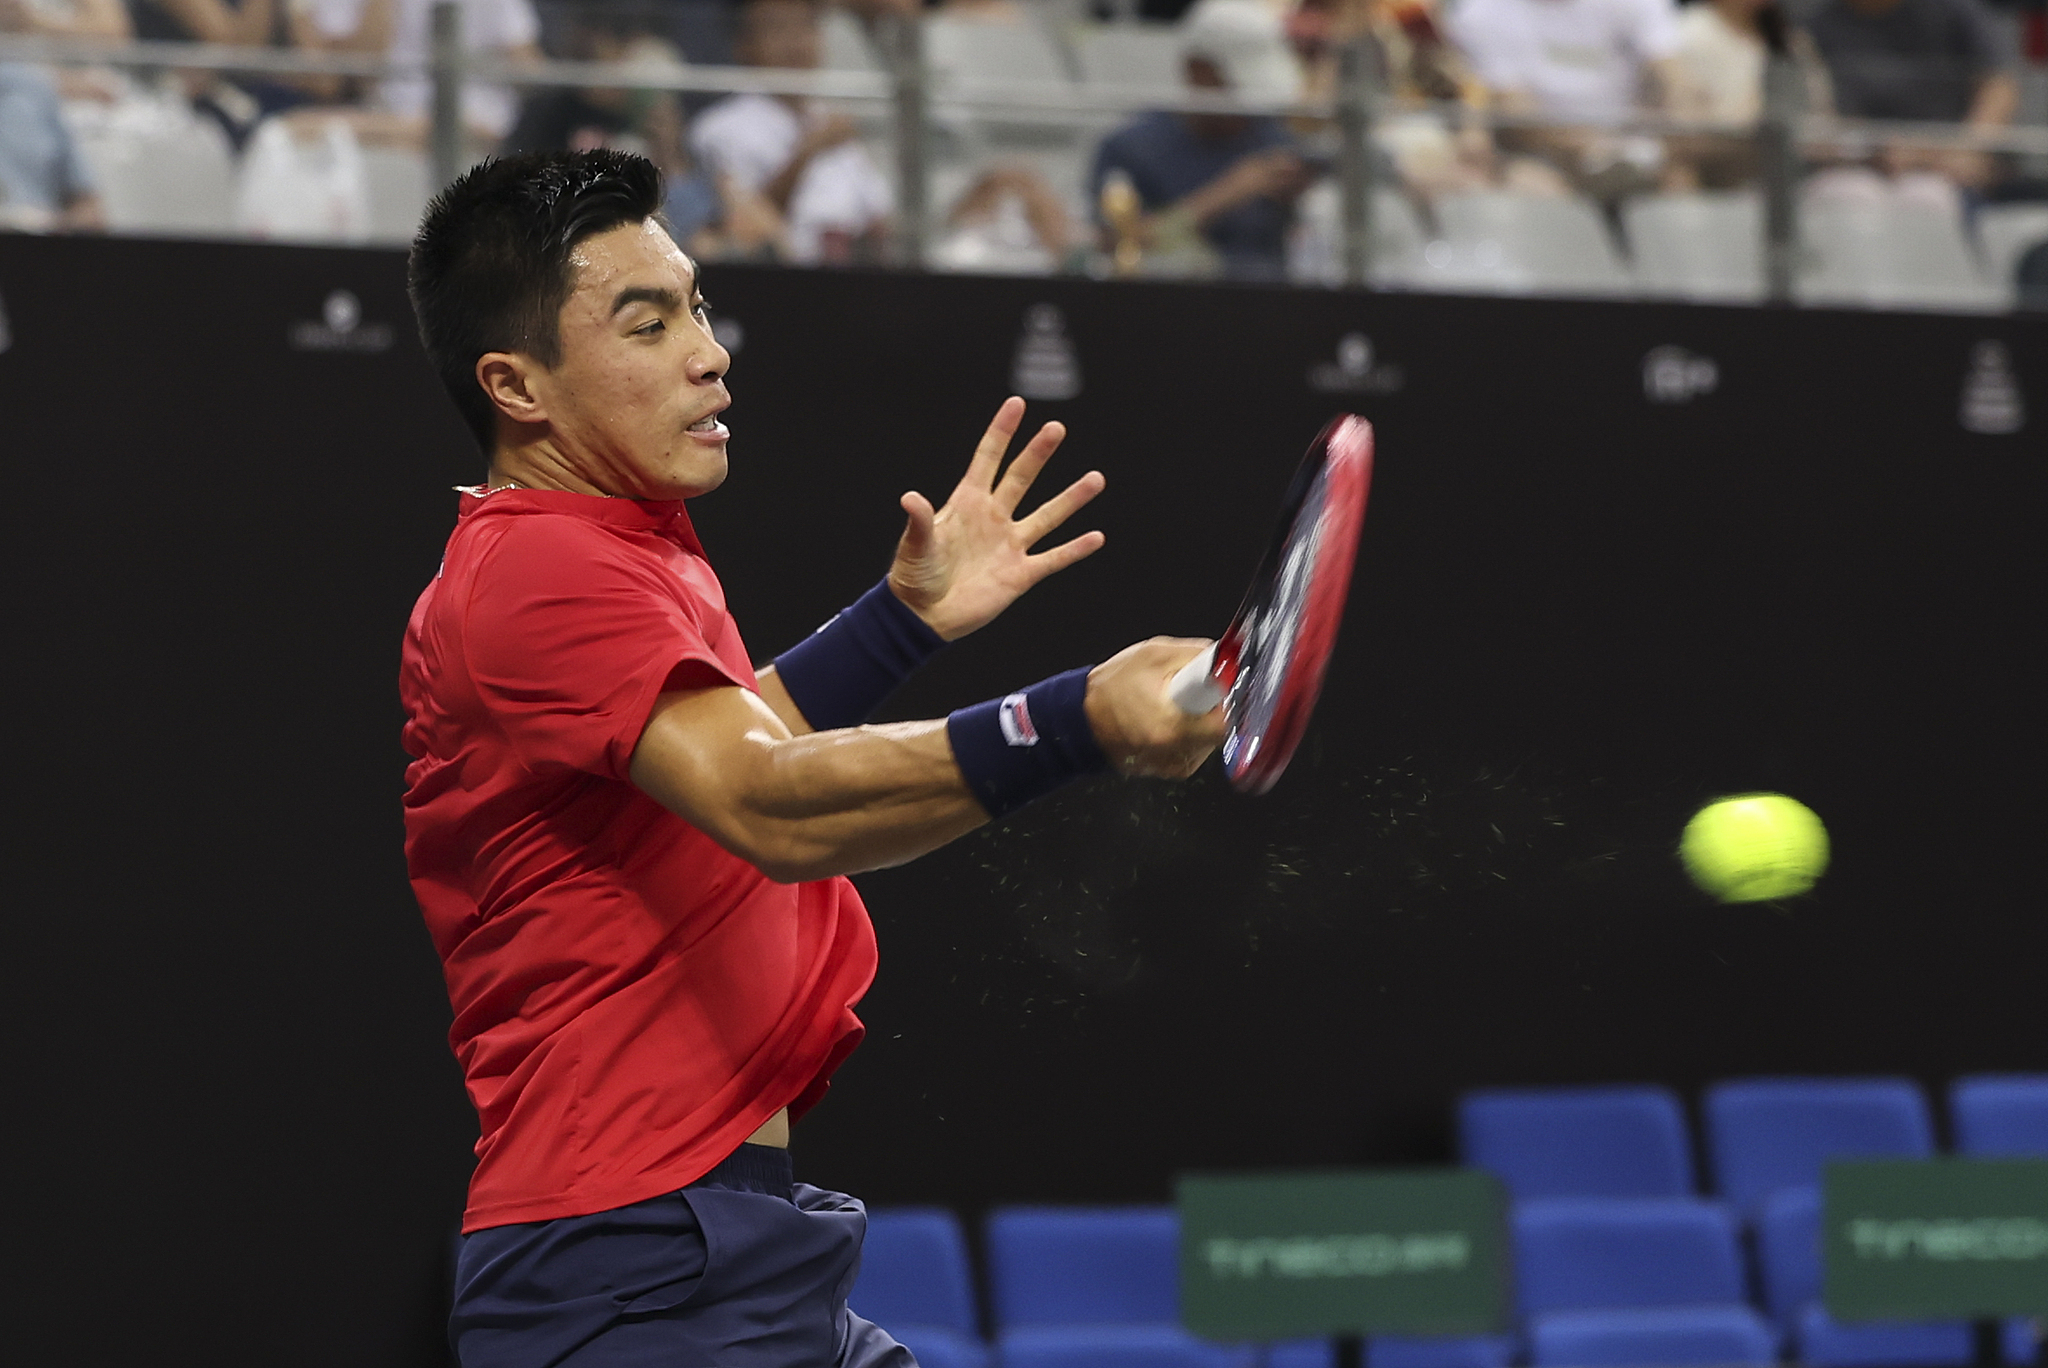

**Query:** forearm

left=1968, top=73, right=2017, bottom=128
left=633, top=712, right=985, bottom=882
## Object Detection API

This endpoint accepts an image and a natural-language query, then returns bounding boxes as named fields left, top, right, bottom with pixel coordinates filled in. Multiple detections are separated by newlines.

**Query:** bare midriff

left=745, top=1107, right=791, bottom=1148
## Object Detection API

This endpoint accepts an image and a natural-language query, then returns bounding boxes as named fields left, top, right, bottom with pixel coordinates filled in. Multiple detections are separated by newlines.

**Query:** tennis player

left=399, top=149, right=1224, bottom=1368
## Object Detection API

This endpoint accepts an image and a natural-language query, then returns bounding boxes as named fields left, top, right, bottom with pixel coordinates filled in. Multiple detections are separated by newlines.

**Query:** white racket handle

left=1168, top=643, right=1224, bottom=715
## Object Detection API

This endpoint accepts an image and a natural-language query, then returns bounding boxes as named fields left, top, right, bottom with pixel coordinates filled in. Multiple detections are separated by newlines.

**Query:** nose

left=688, top=331, right=731, bottom=387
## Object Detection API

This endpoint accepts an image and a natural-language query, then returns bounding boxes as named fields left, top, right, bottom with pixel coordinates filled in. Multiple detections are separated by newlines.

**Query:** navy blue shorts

left=451, top=1145, right=917, bottom=1368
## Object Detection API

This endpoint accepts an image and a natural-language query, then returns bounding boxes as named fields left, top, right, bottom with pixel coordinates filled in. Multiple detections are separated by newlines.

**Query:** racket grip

left=1168, top=643, right=1224, bottom=715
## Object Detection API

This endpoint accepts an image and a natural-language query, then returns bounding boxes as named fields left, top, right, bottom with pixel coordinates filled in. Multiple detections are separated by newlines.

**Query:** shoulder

left=465, top=509, right=668, bottom=602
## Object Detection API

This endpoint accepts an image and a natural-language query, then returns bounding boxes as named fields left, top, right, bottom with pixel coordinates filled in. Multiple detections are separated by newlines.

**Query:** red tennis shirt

left=399, top=487, right=876, bottom=1232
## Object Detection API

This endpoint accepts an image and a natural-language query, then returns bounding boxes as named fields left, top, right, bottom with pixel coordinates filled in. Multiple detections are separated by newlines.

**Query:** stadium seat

left=1366, top=1333, right=1517, bottom=1368
left=1623, top=193, right=1765, bottom=303
left=1458, top=1086, right=1695, bottom=1200
left=1975, top=206, right=2048, bottom=308
left=1514, top=1197, right=1747, bottom=1315
left=1797, top=200, right=2001, bottom=312
left=850, top=1208, right=982, bottom=1338
left=1703, top=1077, right=1935, bottom=1217
left=71, top=115, right=237, bottom=238
left=925, top=16, right=1074, bottom=91
left=986, top=1206, right=1180, bottom=1329
left=895, top=1324, right=995, bottom=1368
left=2004, top=1316, right=2042, bottom=1366
left=821, top=6, right=884, bottom=72
left=1424, top=193, right=1632, bottom=297
left=1529, top=1305, right=1777, bottom=1367
left=1756, top=1186, right=1971, bottom=1367
left=999, top=1324, right=1256, bottom=1368
left=1951, top=1075, right=2048, bottom=1156
left=1075, top=24, right=1189, bottom=98
left=361, top=146, right=431, bottom=247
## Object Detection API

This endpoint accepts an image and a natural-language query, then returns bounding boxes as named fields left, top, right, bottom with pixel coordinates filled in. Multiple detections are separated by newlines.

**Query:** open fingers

left=993, top=420, right=1068, bottom=513
left=1022, top=528, right=1106, bottom=584
left=1017, top=469, right=1105, bottom=545
left=961, top=396, right=1025, bottom=494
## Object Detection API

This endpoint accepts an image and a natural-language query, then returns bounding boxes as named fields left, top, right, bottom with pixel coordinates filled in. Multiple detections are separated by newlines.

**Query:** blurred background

left=2, top=0, right=2044, bottom=1365
left=3, top=0, right=2047, bottom=305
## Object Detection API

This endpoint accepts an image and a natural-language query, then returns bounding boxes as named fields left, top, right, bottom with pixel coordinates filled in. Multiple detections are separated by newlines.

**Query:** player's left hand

left=888, top=396, right=1105, bottom=641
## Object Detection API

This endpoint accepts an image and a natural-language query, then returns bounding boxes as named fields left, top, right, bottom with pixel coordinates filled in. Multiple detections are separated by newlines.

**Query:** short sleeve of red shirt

left=464, top=513, right=747, bottom=781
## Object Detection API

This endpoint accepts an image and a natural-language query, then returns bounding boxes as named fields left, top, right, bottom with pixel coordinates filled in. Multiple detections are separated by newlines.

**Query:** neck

left=490, top=438, right=622, bottom=499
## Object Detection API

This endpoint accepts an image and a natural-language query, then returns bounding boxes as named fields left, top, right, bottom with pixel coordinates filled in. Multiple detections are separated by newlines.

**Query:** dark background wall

left=2, top=235, right=2041, bottom=1365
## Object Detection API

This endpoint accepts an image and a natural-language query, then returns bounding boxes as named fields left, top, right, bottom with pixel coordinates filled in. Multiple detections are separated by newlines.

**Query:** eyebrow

left=608, top=284, right=692, bottom=317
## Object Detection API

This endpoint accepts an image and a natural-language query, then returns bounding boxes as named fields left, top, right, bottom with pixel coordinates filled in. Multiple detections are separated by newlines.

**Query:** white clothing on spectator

left=305, top=0, right=539, bottom=138
left=1448, top=0, right=1681, bottom=122
left=1671, top=4, right=1764, bottom=122
left=689, top=93, right=892, bottom=264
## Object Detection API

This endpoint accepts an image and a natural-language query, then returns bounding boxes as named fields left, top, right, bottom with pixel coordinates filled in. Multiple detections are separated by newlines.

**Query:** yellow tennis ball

left=1680, top=793, right=1830, bottom=902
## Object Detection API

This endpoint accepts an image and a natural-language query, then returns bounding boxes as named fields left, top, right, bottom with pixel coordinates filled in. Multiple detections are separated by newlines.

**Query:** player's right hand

left=1085, top=638, right=1227, bottom=780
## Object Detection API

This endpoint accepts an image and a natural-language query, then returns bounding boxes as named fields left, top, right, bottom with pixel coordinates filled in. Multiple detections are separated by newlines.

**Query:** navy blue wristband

left=947, top=667, right=1108, bottom=819
left=772, top=579, right=947, bottom=731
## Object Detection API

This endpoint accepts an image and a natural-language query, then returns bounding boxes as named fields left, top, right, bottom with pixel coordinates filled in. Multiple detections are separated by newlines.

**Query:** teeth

left=689, top=415, right=720, bottom=432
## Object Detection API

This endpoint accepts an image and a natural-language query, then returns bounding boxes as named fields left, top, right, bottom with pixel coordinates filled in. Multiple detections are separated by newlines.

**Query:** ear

left=476, top=351, right=550, bottom=429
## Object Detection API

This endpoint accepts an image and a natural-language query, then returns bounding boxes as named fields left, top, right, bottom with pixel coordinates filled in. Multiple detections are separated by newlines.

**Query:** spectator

left=0, top=54, right=106, bottom=230
left=1807, top=0, right=2017, bottom=124
left=1088, top=0, right=1315, bottom=280
left=5, top=0, right=129, bottom=39
left=1665, top=0, right=1831, bottom=186
left=1447, top=0, right=1684, bottom=196
left=933, top=164, right=1077, bottom=274
left=688, top=0, right=892, bottom=265
left=301, top=0, right=540, bottom=144
left=1288, top=0, right=1494, bottom=196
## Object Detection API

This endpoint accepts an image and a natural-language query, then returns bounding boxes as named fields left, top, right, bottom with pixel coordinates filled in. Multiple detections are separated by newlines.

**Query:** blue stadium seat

left=1951, top=1076, right=2048, bottom=1156
left=894, top=1324, right=994, bottom=1368
left=1704, top=1078, right=1935, bottom=1216
left=1265, top=1340, right=1337, bottom=1368
left=1513, top=1198, right=1747, bottom=1316
left=1756, top=1186, right=1971, bottom=1367
left=852, top=1208, right=982, bottom=1338
left=1366, top=1333, right=1516, bottom=1368
left=1529, top=1306, right=1776, bottom=1367
left=1459, top=1086, right=1694, bottom=1200
left=2003, top=1317, right=2042, bottom=1366
left=998, top=1325, right=1255, bottom=1368
left=986, top=1207, right=1180, bottom=1330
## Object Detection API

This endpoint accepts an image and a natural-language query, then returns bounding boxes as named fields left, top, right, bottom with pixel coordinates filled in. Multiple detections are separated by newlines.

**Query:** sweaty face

left=536, top=219, right=733, bottom=500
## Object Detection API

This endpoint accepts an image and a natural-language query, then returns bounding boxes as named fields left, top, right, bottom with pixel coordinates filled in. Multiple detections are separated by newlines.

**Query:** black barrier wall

left=2, top=235, right=2043, bottom=1365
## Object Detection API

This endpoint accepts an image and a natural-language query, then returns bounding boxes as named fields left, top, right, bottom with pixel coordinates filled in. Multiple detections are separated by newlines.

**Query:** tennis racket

left=1168, top=415, right=1374, bottom=794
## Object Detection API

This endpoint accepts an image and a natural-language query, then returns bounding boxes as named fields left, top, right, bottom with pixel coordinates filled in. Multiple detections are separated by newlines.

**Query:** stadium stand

left=848, top=1208, right=990, bottom=1368
left=1513, top=1196, right=1776, bottom=1368
left=1458, top=1085, right=1695, bottom=1201
left=1704, top=1078, right=1936, bottom=1217
left=984, top=1206, right=1332, bottom=1368
left=1797, top=200, right=2002, bottom=312
left=1977, top=208, right=2048, bottom=309
left=1755, top=1185, right=1973, bottom=1368
left=1951, top=1075, right=2048, bottom=1156
left=1424, top=193, right=1633, bottom=297
left=1623, top=192, right=1766, bottom=303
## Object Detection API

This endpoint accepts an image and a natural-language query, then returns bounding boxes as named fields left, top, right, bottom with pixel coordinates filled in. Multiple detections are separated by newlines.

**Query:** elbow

left=720, top=823, right=835, bottom=885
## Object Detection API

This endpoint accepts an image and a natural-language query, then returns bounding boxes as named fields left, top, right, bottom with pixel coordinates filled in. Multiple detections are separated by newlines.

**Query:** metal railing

left=5, top=11, right=2046, bottom=303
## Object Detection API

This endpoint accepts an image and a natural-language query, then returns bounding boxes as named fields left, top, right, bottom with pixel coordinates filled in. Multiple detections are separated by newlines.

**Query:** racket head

left=1210, top=415, right=1373, bottom=794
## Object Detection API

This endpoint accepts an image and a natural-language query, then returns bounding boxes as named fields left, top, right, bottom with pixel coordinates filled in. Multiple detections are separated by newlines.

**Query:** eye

left=635, top=318, right=666, bottom=336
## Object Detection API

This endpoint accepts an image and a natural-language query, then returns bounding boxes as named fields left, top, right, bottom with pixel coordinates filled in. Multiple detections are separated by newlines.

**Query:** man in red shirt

left=401, top=150, right=1222, bottom=1368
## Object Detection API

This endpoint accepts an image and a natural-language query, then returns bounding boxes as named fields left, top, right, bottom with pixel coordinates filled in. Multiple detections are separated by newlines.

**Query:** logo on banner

left=997, top=693, right=1039, bottom=746
left=710, top=314, right=744, bottom=354
left=1643, top=346, right=1718, bottom=403
left=290, top=289, right=393, bottom=353
left=1011, top=304, right=1081, bottom=401
left=1309, top=333, right=1403, bottom=395
left=1959, top=341, right=2024, bottom=435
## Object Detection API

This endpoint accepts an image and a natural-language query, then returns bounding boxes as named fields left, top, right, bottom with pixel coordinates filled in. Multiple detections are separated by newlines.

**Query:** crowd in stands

left=2, top=0, right=2044, bottom=295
